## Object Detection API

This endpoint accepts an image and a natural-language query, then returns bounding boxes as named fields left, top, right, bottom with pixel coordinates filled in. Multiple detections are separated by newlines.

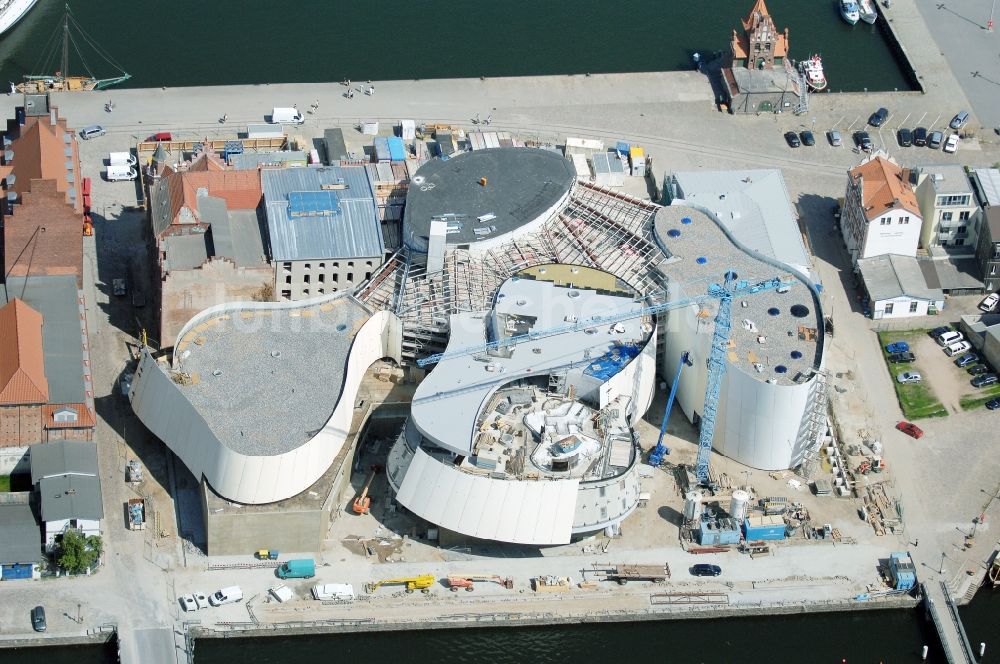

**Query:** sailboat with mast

left=15, top=4, right=129, bottom=93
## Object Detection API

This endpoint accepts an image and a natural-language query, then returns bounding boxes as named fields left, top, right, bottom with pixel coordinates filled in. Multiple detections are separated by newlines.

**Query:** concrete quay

left=1, top=0, right=999, bottom=660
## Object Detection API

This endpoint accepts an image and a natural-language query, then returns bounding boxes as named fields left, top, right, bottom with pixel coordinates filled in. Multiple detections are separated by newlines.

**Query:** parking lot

left=783, top=108, right=970, bottom=156
left=878, top=325, right=1000, bottom=419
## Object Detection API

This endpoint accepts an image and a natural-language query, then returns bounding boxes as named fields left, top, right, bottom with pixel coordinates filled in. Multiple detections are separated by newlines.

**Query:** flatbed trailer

left=592, top=563, right=671, bottom=585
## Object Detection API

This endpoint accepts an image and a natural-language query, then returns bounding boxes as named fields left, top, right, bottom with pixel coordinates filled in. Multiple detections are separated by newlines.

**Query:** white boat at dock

left=858, top=0, right=878, bottom=24
left=840, top=0, right=860, bottom=24
left=800, top=55, right=827, bottom=91
left=0, top=0, right=38, bottom=36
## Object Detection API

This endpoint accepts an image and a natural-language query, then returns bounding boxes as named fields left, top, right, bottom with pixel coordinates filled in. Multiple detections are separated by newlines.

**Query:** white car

left=179, top=595, right=197, bottom=612
left=193, top=592, right=209, bottom=610
left=944, top=340, right=972, bottom=357
left=943, top=133, right=960, bottom=153
left=979, top=293, right=999, bottom=312
left=896, top=371, right=922, bottom=384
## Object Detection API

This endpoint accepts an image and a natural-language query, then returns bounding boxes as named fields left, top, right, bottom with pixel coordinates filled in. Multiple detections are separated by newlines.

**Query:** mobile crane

left=352, top=465, right=381, bottom=515
left=365, top=574, right=436, bottom=594
left=445, top=574, right=514, bottom=591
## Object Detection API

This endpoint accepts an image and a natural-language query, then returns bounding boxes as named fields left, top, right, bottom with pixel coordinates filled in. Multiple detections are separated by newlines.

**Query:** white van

left=208, top=585, right=243, bottom=606
left=311, top=583, right=355, bottom=602
left=936, top=330, right=964, bottom=346
left=109, top=151, right=136, bottom=167
left=106, top=164, right=136, bottom=182
left=271, top=107, right=304, bottom=125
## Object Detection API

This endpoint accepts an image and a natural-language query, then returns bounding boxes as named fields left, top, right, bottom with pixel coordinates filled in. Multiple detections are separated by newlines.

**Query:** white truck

left=106, top=164, right=136, bottom=182
left=109, top=151, right=136, bottom=166
left=271, top=107, right=304, bottom=125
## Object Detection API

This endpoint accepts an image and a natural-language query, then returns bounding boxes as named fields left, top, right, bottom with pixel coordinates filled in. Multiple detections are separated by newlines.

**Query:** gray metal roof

left=985, top=207, right=1000, bottom=242
left=672, top=169, right=812, bottom=278
left=0, top=499, right=41, bottom=564
left=208, top=207, right=268, bottom=267
left=973, top=168, right=1000, bottom=206
left=162, top=234, right=209, bottom=272
left=39, top=474, right=104, bottom=522
left=919, top=254, right=984, bottom=291
left=1, top=276, right=86, bottom=404
left=31, top=440, right=99, bottom=484
left=324, top=128, right=347, bottom=165
left=263, top=166, right=384, bottom=261
left=403, top=147, right=575, bottom=247
left=857, top=254, right=943, bottom=301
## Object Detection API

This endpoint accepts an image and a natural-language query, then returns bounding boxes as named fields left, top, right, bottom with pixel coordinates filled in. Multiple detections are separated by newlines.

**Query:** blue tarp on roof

left=288, top=190, right=342, bottom=217
left=583, top=343, right=641, bottom=380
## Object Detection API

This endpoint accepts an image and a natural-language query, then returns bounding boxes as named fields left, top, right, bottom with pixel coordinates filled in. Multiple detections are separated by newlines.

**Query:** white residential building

left=841, top=154, right=922, bottom=263
left=914, top=165, right=980, bottom=249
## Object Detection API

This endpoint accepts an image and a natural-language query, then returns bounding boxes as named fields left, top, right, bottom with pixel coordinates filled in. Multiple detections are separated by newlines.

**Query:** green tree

left=56, top=529, right=102, bottom=573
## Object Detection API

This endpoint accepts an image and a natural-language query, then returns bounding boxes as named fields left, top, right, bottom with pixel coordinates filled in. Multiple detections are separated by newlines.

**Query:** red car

left=896, top=421, right=923, bottom=439
left=147, top=132, right=172, bottom=142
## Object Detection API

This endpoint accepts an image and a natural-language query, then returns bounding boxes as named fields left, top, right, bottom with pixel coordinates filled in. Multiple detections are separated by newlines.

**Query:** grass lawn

left=0, top=475, right=10, bottom=492
left=877, top=329, right=948, bottom=420
left=960, top=383, right=1000, bottom=410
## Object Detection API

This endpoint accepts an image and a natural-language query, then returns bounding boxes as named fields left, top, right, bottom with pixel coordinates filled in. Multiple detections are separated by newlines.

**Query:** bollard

left=921, top=645, right=928, bottom=660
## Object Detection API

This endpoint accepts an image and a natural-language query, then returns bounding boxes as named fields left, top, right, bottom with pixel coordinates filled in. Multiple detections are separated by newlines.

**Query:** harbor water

left=0, top=0, right=913, bottom=92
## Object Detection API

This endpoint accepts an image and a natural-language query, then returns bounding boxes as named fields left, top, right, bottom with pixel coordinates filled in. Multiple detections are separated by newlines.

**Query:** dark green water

left=0, top=0, right=912, bottom=92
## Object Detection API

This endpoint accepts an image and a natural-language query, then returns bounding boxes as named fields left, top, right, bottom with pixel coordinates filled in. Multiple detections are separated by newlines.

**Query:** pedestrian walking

left=485, top=114, right=491, bottom=125
left=914, top=539, right=919, bottom=547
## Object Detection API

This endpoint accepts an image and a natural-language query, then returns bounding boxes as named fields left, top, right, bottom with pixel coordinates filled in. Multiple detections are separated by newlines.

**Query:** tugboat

left=800, top=55, right=827, bottom=91
left=858, top=0, right=879, bottom=24
left=16, top=4, right=130, bottom=93
left=840, top=0, right=860, bottom=24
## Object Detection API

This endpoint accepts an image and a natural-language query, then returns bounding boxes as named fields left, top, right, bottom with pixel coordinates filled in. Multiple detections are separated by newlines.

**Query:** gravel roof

left=175, top=296, right=369, bottom=456
left=653, top=206, right=824, bottom=385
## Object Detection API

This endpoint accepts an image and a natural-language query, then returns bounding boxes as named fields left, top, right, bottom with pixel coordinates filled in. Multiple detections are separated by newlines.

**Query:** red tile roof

left=4, top=114, right=83, bottom=212
left=42, top=403, right=96, bottom=429
left=849, top=156, right=921, bottom=222
left=154, top=167, right=262, bottom=237
left=0, top=298, right=49, bottom=405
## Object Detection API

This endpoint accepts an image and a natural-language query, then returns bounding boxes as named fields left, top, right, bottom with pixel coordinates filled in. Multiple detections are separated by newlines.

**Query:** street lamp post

left=939, top=552, right=946, bottom=574
left=990, top=0, right=997, bottom=31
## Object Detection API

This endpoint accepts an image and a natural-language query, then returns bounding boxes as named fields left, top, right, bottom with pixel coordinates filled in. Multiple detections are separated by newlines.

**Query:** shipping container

left=324, top=128, right=348, bottom=165
left=399, top=119, right=416, bottom=140
left=565, top=136, right=605, bottom=156
left=387, top=136, right=406, bottom=161
left=374, top=136, right=391, bottom=163
left=629, top=146, right=646, bottom=176
left=743, top=515, right=786, bottom=541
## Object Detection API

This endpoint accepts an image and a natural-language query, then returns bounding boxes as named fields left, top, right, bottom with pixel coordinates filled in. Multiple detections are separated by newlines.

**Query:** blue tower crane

left=647, top=351, right=691, bottom=467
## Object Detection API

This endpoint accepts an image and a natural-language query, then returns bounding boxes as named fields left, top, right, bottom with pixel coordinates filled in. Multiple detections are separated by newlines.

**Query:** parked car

left=968, top=363, right=990, bottom=376
left=896, top=371, right=922, bottom=384
left=888, top=351, right=916, bottom=364
left=31, top=606, right=46, bottom=632
left=985, top=398, right=1000, bottom=410
left=868, top=107, right=889, bottom=127
left=690, top=564, right=722, bottom=577
left=147, top=131, right=172, bottom=142
left=800, top=130, right=816, bottom=146
left=955, top=353, right=979, bottom=368
left=897, top=127, right=913, bottom=146
left=928, top=131, right=944, bottom=149
left=930, top=325, right=951, bottom=339
left=79, top=124, right=105, bottom=140
left=209, top=586, right=244, bottom=606
left=979, top=293, right=999, bottom=312
left=896, top=421, right=924, bottom=439
left=828, top=129, right=842, bottom=146
left=785, top=131, right=801, bottom=148
left=972, top=373, right=999, bottom=388
left=937, top=330, right=964, bottom=346
left=179, top=595, right=198, bottom=612
left=943, top=133, right=960, bottom=153
left=193, top=592, right=209, bottom=610
left=913, top=127, right=928, bottom=146
left=945, top=340, right=972, bottom=357
left=950, top=110, right=969, bottom=130
left=854, top=131, right=872, bottom=151
left=885, top=341, right=910, bottom=354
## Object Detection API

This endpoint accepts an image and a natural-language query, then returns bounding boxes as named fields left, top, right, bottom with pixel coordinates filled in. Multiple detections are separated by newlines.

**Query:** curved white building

left=387, top=269, right=656, bottom=544
left=129, top=293, right=402, bottom=504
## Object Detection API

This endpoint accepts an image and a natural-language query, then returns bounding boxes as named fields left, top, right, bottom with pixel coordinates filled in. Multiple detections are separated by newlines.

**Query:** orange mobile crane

left=445, top=574, right=514, bottom=592
left=352, top=465, right=382, bottom=514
